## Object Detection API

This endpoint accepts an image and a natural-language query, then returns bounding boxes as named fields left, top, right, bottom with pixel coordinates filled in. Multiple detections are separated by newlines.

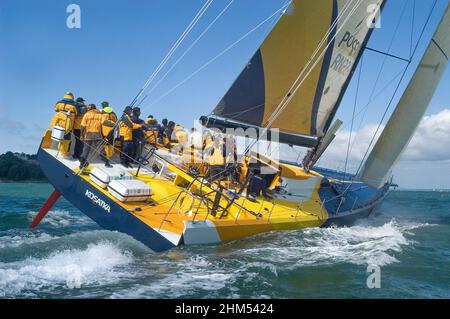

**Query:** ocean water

left=0, top=183, right=449, bottom=299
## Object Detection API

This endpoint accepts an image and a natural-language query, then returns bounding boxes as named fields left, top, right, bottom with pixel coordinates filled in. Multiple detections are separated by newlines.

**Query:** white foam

left=112, top=219, right=434, bottom=298
left=236, top=219, right=433, bottom=267
left=111, top=254, right=236, bottom=298
left=27, top=210, right=94, bottom=227
left=0, top=232, right=54, bottom=249
left=0, top=241, right=134, bottom=297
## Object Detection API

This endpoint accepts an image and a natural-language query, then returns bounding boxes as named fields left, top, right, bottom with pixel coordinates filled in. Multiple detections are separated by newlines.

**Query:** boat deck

left=41, top=144, right=325, bottom=245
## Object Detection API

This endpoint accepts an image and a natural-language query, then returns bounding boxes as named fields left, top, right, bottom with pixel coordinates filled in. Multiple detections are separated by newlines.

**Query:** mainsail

left=359, top=3, right=450, bottom=189
left=209, top=0, right=385, bottom=141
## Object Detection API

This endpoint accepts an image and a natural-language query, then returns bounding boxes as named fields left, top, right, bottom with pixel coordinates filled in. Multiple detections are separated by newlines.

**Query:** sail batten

left=211, top=0, right=385, bottom=138
left=359, top=3, right=450, bottom=189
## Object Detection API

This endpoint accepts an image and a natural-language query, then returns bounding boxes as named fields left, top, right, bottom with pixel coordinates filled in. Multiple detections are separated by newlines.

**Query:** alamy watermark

left=165, top=121, right=281, bottom=172
left=66, top=4, right=81, bottom=29
left=366, top=264, right=381, bottom=289
left=367, top=3, right=382, bottom=29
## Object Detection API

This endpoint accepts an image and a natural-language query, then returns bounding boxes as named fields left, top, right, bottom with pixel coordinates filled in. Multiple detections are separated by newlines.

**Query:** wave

left=0, top=217, right=435, bottom=298
left=0, top=232, right=55, bottom=249
left=27, top=210, right=95, bottom=227
left=111, top=219, right=434, bottom=298
left=110, top=254, right=238, bottom=298
left=228, top=219, right=434, bottom=268
left=0, top=241, right=135, bottom=298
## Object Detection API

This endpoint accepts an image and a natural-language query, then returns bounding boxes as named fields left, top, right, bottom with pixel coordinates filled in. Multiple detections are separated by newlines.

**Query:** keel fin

left=29, top=190, right=61, bottom=228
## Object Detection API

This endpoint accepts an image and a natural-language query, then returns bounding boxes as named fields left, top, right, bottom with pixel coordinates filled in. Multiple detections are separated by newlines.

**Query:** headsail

left=359, top=3, right=450, bottom=189
left=210, top=0, right=385, bottom=140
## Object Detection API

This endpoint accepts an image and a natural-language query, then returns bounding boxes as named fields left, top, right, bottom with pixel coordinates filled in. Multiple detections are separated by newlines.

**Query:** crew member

left=158, top=118, right=168, bottom=144
left=145, top=115, right=159, bottom=146
left=73, top=97, right=87, bottom=159
left=54, top=92, right=78, bottom=157
left=246, top=167, right=270, bottom=201
left=101, top=101, right=117, bottom=120
left=162, top=121, right=176, bottom=147
left=79, top=104, right=111, bottom=169
left=101, top=105, right=118, bottom=163
left=119, top=106, right=142, bottom=167
left=189, top=127, right=202, bottom=150
left=131, top=107, right=147, bottom=160
left=189, top=127, right=203, bottom=164
left=173, top=124, right=188, bottom=154
left=206, top=134, right=226, bottom=182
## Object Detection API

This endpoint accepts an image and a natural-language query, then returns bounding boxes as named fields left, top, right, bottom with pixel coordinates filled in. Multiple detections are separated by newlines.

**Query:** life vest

left=55, top=99, right=77, bottom=114
left=54, top=99, right=77, bottom=128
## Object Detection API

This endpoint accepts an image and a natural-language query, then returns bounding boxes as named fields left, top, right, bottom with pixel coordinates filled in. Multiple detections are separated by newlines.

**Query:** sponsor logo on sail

left=85, top=189, right=111, bottom=213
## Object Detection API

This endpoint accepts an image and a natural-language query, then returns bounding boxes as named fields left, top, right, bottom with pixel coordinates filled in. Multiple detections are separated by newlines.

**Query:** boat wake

left=111, top=219, right=434, bottom=298
left=0, top=231, right=55, bottom=249
left=0, top=216, right=435, bottom=298
left=27, top=209, right=95, bottom=228
left=225, top=219, right=434, bottom=267
left=0, top=240, right=135, bottom=298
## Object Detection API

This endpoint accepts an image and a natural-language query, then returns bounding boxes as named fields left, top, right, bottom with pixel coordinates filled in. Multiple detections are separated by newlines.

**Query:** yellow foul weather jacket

left=120, top=114, right=142, bottom=141
left=80, top=109, right=103, bottom=140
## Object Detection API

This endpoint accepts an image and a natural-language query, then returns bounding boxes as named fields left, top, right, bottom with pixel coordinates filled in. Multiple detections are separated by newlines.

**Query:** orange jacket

left=80, top=109, right=103, bottom=140
left=119, top=114, right=141, bottom=141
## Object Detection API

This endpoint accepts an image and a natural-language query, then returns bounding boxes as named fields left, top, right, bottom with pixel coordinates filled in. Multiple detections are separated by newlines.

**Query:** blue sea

left=0, top=182, right=449, bottom=298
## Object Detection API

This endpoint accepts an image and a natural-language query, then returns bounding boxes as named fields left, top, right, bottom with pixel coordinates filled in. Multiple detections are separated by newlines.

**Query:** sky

left=0, top=0, right=449, bottom=189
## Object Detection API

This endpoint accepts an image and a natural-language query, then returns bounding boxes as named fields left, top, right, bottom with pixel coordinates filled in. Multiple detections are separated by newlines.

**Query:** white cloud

left=306, top=108, right=450, bottom=172
left=402, top=109, right=450, bottom=161
left=0, top=117, right=44, bottom=154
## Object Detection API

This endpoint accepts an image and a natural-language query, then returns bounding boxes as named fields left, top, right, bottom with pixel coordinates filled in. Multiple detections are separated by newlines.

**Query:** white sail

left=359, top=3, right=450, bottom=189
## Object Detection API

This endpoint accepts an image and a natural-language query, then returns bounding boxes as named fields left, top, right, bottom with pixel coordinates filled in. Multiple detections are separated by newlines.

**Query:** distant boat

left=33, top=0, right=450, bottom=252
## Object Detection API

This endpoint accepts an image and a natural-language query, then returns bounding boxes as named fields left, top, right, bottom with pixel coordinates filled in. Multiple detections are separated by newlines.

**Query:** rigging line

left=244, top=0, right=362, bottom=156
left=340, top=66, right=406, bottom=131
left=130, top=0, right=214, bottom=106
left=146, top=1, right=291, bottom=108
left=355, top=0, right=410, bottom=130
left=354, top=0, right=439, bottom=178
left=410, top=0, right=416, bottom=58
left=364, top=47, right=410, bottom=63
left=262, top=0, right=363, bottom=130
left=143, top=0, right=235, bottom=101
left=344, top=54, right=364, bottom=178
left=346, top=0, right=412, bottom=155
left=262, top=0, right=361, bottom=127
left=334, top=66, right=406, bottom=169
left=207, top=0, right=291, bottom=119
left=245, top=0, right=364, bottom=155
left=152, top=0, right=348, bottom=112
left=262, top=0, right=363, bottom=128
left=135, top=0, right=214, bottom=103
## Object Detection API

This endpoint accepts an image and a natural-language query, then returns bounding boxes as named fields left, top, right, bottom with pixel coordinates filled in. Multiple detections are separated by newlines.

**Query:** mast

left=358, top=3, right=450, bottom=189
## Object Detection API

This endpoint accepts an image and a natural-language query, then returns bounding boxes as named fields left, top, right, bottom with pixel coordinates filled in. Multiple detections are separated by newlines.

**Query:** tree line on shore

left=0, top=152, right=46, bottom=181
